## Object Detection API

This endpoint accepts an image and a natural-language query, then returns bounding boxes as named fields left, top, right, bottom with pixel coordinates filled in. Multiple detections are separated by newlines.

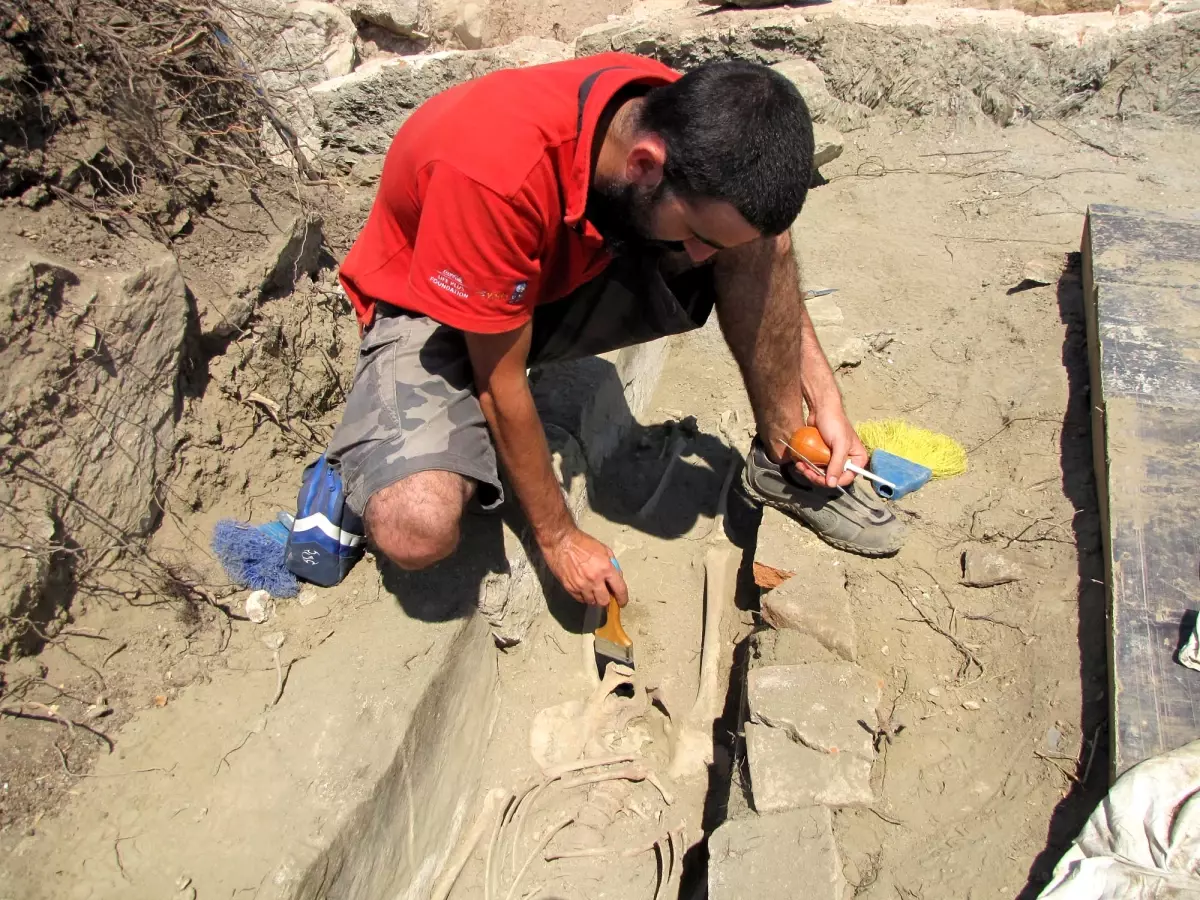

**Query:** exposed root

left=882, top=573, right=985, bottom=682
left=0, top=703, right=114, bottom=751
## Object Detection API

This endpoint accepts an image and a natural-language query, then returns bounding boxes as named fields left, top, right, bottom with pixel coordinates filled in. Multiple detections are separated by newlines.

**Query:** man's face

left=587, top=171, right=762, bottom=263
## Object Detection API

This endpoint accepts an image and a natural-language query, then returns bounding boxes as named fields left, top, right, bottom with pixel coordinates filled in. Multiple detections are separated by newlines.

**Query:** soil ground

left=3, top=19, right=1200, bottom=899
left=444, top=111, right=1200, bottom=898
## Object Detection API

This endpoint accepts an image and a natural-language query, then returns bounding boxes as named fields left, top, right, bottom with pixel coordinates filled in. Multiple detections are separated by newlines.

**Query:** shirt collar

left=564, top=66, right=677, bottom=237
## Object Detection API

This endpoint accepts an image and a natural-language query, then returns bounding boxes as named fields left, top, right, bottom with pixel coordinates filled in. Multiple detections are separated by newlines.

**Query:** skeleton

left=430, top=787, right=509, bottom=900
left=529, top=664, right=647, bottom=770
left=480, top=755, right=677, bottom=900
left=664, top=542, right=740, bottom=780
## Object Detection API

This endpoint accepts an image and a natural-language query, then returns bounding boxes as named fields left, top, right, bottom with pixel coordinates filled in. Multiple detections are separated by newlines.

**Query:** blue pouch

left=285, top=455, right=365, bottom=587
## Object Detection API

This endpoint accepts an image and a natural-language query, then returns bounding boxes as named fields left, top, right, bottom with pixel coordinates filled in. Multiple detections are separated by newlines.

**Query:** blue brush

left=211, top=517, right=299, bottom=598
left=869, top=450, right=933, bottom=501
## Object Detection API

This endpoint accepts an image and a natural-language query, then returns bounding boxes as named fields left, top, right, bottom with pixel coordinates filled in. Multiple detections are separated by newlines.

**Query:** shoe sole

left=759, top=495, right=901, bottom=557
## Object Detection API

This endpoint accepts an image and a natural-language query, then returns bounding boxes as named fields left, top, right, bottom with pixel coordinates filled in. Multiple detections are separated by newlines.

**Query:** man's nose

left=684, top=239, right=719, bottom=264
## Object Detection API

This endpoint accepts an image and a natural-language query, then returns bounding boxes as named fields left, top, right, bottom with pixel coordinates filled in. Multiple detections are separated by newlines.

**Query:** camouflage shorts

left=327, top=253, right=717, bottom=516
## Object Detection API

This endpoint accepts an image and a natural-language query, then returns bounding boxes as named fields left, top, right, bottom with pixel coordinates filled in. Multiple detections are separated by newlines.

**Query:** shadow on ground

left=1016, top=254, right=1110, bottom=899
left=375, top=350, right=750, bottom=630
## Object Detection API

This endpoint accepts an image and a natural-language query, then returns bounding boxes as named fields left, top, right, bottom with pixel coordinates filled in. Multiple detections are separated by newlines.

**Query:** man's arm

left=796, top=301, right=868, bottom=488
left=714, top=231, right=866, bottom=488
left=465, top=324, right=629, bottom=607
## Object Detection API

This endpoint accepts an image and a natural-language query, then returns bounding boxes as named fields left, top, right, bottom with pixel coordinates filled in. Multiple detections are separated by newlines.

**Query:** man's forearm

left=477, top=376, right=574, bottom=548
left=798, top=302, right=843, bottom=414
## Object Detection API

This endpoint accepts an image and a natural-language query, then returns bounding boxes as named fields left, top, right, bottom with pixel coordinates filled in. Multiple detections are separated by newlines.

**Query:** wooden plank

left=1082, top=204, right=1200, bottom=779
left=1105, top=399, right=1200, bottom=774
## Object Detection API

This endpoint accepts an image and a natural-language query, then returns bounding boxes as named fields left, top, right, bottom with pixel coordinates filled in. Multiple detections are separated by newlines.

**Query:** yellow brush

left=591, top=598, right=634, bottom=674
left=856, top=419, right=968, bottom=479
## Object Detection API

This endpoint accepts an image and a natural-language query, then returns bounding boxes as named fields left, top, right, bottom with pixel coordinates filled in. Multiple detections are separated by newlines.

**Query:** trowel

left=586, top=598, right=635, bottom=674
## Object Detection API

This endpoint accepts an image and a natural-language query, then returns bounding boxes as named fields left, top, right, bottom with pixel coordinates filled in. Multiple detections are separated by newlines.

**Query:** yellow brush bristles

left=856, top=419, right=968, bottom=479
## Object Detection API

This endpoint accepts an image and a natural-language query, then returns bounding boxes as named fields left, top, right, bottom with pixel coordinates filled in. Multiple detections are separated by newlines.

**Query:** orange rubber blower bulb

left=786, top=426, right=832, bottom=466
left=784, top=426, right=899, bottom=492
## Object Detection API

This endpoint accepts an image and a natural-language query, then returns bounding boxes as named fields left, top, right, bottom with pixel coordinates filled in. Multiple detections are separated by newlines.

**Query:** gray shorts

left=327, top=253, right=717, bottom=516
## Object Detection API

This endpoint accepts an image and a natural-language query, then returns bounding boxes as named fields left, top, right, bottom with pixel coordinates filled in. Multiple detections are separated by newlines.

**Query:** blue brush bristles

left=211, top=518, right=299, bottom=598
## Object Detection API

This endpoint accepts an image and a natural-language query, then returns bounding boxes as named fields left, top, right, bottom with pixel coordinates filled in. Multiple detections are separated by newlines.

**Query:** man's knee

left=364, top=471, right=474, bottom=571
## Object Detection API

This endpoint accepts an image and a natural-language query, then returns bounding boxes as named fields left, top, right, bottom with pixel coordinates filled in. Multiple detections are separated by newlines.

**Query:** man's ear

left=625, top=134, right=667, bottom=189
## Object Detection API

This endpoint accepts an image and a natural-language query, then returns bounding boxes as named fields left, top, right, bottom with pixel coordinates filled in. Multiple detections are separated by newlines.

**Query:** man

left=329, top=52, right=904, bottom=609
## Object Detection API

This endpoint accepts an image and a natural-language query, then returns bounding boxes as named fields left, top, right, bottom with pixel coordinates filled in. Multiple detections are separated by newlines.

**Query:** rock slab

left=745, top=662, right=882, bottom=811
left=812, top=123, right=845, bottom=171
left=305, top=37, right=572, bottom=162
left=0, top=248, right=189, bottom=653
left=746, top=722, right=875, bottom=812
left=709, top=807, right=844, bottom=900
left=961, top=545, right=1024, bottom=587
left=761, top=566, right=857, bottom=662
left=749, top=663, right=881, bottom=760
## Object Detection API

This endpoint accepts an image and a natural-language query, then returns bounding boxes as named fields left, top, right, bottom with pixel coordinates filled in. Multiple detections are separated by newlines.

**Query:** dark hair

left=638, top=60, right=814, bottom=236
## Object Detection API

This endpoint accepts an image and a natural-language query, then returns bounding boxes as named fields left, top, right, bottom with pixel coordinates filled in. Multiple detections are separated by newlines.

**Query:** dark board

left=1082, top=204, right=1200, bottom=778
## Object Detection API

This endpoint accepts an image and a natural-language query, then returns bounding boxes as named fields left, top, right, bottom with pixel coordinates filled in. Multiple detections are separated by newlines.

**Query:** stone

left=749, top=663, right=882, bottom=761
left=753, top=629, right=839, bottom=668
left=709, top=808, right=844, bottom=900
left=214, top=216, right=325, bottom=338
left=255, top=215, right=325, bottom=297
left=745, top=661, right=881, bottom=811
left=961, top=545, right=1024, bottom=587
left=815, top=325, right=867, bottom=369
left=772, top=58, right=872, bottom=132
left=755, top=507, right=824, bottom=577
left=0, top=249, right=189, bottom=655
left=454, top=2, right=486, bottom=49
left=804, top=293, right=843, bottom=326
left=335, top=0, right=419, bottom=33
left=305, top=37, right=572, bottom=163
left=746, top=721, right=875, bottom=811
left=627, top=0, right=691, bottom=16
left=772, top=57, right=831, bottom=110
left=761, top=566, right=857, bottom=662
left=18, top=183, right=49, bottom=209
left=239, top=0, right=359, bottom=93
left=1021, top=254, right=1066, bottom=286
left=812, top=124, right=844, bottom=171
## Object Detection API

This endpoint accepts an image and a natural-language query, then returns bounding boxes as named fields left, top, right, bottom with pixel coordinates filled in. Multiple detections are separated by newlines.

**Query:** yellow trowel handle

left=595, top=598, right=633, bottom=648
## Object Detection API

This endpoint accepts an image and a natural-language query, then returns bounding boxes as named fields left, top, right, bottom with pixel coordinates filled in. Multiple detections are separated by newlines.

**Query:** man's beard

left=584, top=177, right=681, bottom=256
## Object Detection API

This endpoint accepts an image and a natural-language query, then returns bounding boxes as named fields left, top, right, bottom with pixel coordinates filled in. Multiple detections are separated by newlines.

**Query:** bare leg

left=712, top=230, right=842, bottom=465
left=364, top=470, right=475, bottom=570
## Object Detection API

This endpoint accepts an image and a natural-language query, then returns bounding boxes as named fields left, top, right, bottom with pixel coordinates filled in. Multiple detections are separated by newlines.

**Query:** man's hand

left=800, top=404, right=868, bottom=489
left=465, top=324, right=630, bottom=609
left=540, top=527, right=629, bottom=607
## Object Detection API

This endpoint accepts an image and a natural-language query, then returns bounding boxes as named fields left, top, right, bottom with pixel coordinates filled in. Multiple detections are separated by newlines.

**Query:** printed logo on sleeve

left=429, top=269, right=469, bottom=300
left=508, top=281, right=528, bottom=305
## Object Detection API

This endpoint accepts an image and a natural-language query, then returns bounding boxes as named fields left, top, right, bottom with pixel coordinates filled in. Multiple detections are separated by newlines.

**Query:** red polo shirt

left=338, top=53, right=680, bottom=333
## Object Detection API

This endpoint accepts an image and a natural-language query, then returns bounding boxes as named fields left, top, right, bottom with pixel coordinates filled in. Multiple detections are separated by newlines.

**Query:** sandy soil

left=445, top=111, right=1200, bottom=898
left=2, top=13, right=1200, bottom=895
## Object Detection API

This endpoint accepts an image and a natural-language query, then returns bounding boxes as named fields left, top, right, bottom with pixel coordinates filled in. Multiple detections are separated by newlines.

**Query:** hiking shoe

left=742, top=436, right=905, bottom=557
